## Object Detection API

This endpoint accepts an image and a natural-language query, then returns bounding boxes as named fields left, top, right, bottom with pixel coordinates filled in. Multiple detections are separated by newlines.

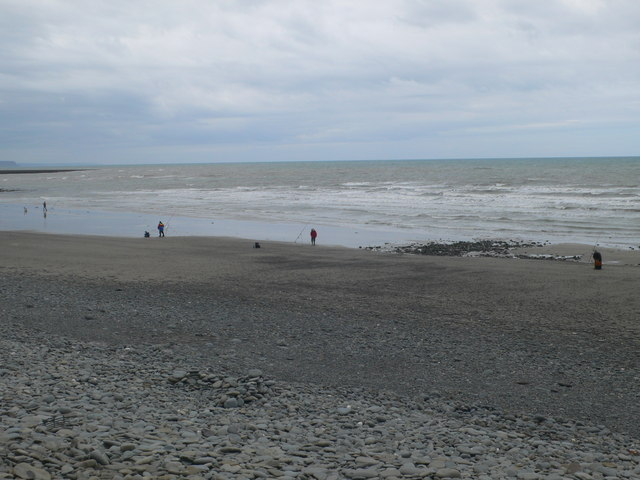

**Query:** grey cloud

left=1, top=0, right=639, bottom=164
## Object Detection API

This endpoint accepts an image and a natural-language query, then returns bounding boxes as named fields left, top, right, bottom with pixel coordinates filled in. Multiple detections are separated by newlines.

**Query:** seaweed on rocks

left=365, top=239, right=585, bottom=261
left=369, top=240, right=545, bottom=257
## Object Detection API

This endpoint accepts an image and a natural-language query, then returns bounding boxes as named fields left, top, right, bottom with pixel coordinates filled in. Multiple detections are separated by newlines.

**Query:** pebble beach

left=1, top=232, right=639, bottom=479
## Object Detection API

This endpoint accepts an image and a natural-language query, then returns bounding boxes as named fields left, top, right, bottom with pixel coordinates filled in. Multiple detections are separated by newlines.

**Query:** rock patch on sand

left=366, top=239, right=585, bottom=261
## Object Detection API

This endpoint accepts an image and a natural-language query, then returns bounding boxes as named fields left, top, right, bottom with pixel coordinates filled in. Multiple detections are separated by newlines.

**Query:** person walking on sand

left=310, top=228, right=317, bottom=245
left=43, top=201, right=47, bottom=212
left=158, top=221, right=165, bottom=237
left=592, top=250, right=602, bottom=270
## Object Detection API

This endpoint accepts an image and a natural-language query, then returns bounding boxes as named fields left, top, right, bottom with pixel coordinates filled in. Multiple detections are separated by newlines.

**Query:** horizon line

left=3, top=154, right=639, bottom=169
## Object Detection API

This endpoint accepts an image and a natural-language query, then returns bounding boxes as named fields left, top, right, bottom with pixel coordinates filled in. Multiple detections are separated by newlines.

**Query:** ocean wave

left=2, top=158, right=639, bottom=248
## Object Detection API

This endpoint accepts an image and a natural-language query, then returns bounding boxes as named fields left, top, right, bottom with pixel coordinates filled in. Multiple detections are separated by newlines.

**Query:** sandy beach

left=2, top=231, right=640, bottom=479
left=2, top=231, right=639, bottom=434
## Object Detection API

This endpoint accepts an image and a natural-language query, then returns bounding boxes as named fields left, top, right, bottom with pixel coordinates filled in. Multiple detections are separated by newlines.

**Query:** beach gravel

left=1, top=232, right=639, bottom=479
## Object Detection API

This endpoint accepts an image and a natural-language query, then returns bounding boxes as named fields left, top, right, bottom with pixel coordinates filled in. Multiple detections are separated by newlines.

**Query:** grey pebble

left=2, top=328, right=639, bottom=480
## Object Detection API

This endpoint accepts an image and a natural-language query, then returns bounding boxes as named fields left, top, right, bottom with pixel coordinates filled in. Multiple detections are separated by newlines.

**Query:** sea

left=1, top=157, right=639, bottom=249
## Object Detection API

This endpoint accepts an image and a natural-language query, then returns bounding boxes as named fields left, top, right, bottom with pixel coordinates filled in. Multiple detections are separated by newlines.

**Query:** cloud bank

left=1, top=0, right=639, bottom=164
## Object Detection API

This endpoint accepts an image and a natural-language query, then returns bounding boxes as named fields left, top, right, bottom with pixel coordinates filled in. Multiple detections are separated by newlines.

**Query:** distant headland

left=0, top=161, right=84, bottom=174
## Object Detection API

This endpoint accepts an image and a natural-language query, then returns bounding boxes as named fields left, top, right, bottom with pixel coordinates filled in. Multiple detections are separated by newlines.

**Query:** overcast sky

left=1, top=0, right=639, bottom=165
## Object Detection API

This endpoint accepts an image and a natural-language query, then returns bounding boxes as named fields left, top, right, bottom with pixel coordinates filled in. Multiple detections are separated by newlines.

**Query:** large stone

left=354, top=456, right=379, bottom=467
left=517, top=472, right=541, bottom=480
left=13, top=463, right=52, bottom=480
left=89, top=450, right=110, bottom=465
left=343, top=468, right=379, bottom=479
left=399, top=463, right=430, bottom=477
left=435, top=468, right=462, bottom=478
left=223, top=398, right=239, bottom=408
left=169, top=370, right=188, bottom=383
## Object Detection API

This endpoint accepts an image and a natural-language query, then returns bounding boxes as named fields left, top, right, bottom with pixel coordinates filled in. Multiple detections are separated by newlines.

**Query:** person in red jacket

left=310, top=228, right=317, bottom=245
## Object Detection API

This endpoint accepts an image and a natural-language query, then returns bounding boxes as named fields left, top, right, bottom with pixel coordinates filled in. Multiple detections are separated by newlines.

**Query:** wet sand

left=510, top=243, right=640, bottom=266
left=1, top=231, right=639, bottom=437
